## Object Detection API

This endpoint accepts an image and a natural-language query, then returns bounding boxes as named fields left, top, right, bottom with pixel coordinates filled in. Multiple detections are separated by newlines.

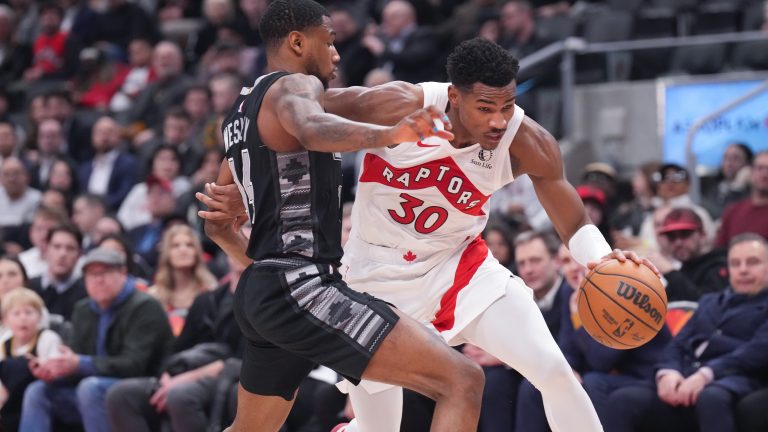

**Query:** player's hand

left=196, top=183, right=246, bottom=220
left=462, top=344, right=503, bottom=367
left=389, top=106, right=454, bottom=143
left=657, top=372, right=684, bottom=406
left=589, top=249, right=661, bottom=278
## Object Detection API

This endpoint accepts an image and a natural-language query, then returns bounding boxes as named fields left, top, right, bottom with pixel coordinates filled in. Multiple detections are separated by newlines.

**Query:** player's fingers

left=642, top=258, right=662, bottom=277
left=435, top=129, right=455, bottom=140
left=424, top=106, right=452, bottom=130
left=197, top=210, right=234, bottom=220
left=612, top=248, right=627, bottom=261
left=195, top=191, right=220, bottom=208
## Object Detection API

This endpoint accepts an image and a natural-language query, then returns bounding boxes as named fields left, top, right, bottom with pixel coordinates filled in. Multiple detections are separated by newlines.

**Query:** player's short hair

left=446, top=38, right=520, bottom=90
left=259, top=0, right=329, bottom=49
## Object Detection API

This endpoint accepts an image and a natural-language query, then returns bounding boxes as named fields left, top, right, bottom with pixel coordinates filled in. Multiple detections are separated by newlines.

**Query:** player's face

left=728, top=240, right=768, bottom=295
left=304, top=16, right=340, bottom=89
left=451, top=82, right=516, bottom=150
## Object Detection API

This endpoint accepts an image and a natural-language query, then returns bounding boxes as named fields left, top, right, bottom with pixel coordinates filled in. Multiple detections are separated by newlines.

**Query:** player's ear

left=288, top=31, right=304, bottom=55
left=447, top=85, right=461, bottom=108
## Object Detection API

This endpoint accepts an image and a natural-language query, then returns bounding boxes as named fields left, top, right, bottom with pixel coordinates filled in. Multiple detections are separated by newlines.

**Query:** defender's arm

left=274, top=75, right=449, bottom=152
left=324, top=81, right=423, bottom=126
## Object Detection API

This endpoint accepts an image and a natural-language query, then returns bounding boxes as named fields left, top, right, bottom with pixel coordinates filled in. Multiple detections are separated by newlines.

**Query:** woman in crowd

left=148, top=224, right=216, bottom=336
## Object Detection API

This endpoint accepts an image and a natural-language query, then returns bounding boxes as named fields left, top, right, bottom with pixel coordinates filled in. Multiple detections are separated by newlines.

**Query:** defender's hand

left=389, top=105, right=454, bottom=143
left=196, top=183, right=246, bottom=220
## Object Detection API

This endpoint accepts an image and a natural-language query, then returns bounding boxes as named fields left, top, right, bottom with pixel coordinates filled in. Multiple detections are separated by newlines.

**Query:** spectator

left=0, top=157, right=41, bottom=227
left=86, top=0, right=156, bottom=52
left=702, top=142, right=753, bottom=218
left=482, top=223, right=517, bottom=271
left=110, top=37, right=156, bottom=115
left=71, top=194, right=107, bottom=250
left=28, top=225, right=85, bottom=322
left=716, top=151, right=768, bottom=248
left=92, top=216, right=124, bottom=246
left=363, top=68, right=394, bottom=87
left=119, top=145, right=192, bottom=230
left=78, top=115, right=139, bottom=211
left=0, top=120, right=20, bottom=167
left=71, top=46, right=129, bottom=110
left=19, top=247, right=173, bottom=431
left=22, top=2, right=80, bottom=82
left=107, top=252, right=244, bottom=432
left=182, top=84, right=212, bottom=151
left=576, top=184, right=613, bottom=246
left=96, top=234, right=153, bottom=283
left=0, top=5, right=31, bottom=86
left=39, top=188, right=69, bottom=217
left=44, top=90, right=93, bottom=163
left=26, top=118, right=68, bottom=189
left=194, top=0, right=237, bottom=60
left=0, top=256, right=28, bottom=298
left=127, top=41, right=191, bottom=131
left=637, top=163, right=717, bottom=251
left=611, top=161, right=662, bottom=254
left=330, top=6, right=375, bottom=87
left=0, top=288, right=62, bottom=432
left=648, top=208, right=729, bottom=302
left=498, top=0, right=546, bottom=58
left=362, top=0, right=441, bottom=83
left=491, top=174, right=552, bottom=232
left=125, top=175, right=177, bottom=269
left=44, top=157, right=79, bottom=201
left=607, top=233, right=768, bottom=432
left=147, top=224, right=216, bottom=336
left=18, top=206, right=68, bottom=279
left=137, top=107, right=201, bottom=177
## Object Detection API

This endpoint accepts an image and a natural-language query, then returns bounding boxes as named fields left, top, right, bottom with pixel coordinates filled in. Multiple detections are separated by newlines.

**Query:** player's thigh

left=460, top=277, right=568, bottom=381
left=362, top=308, right=483, bottom=400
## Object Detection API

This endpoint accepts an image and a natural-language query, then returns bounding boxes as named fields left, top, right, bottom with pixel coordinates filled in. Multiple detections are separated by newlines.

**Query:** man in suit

left=28, top=224, right=86, bottom=321
left=78, top=116, right=138, bottom=211
left=606, top=232, right=768, bottom=432
left=361, top=0, right=441, bottom=83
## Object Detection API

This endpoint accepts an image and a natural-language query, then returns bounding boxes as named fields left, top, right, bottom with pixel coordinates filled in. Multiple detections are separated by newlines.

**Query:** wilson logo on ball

left=616, top=281, right=663, bottom=325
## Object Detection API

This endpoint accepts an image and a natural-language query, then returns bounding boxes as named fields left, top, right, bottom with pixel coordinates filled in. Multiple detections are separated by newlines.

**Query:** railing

left=518, top=30, right=768, bottom=200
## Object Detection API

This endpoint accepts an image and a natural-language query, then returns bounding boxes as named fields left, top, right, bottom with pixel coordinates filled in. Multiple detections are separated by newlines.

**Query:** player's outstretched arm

left=323, top=81, right=422, bottom=126
left=274, top=75, right=452, bottom=152
left=515, top=116, right=659, bottom=274
left=202, top=160, right=252, bottom=268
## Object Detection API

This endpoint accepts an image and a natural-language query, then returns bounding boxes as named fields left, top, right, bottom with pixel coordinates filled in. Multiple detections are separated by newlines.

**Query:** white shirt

left=118, top=176, right=192, bottom=230
left=88, top=150, right=119, bottom=196
left=0, top=187, right=41, bottom=226
left=0, top=329, right=62, bottom=361
left=535, top=276, right=563, bottom=313
left=19, top=247, right=47, bottom=279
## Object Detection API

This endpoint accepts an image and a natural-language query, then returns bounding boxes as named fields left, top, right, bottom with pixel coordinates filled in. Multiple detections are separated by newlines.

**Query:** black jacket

left=664, top=249, right=729, bottom=302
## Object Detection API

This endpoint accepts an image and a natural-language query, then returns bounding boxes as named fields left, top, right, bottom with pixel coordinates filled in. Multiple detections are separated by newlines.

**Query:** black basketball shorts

left=234, top=257, right=400, bottom=400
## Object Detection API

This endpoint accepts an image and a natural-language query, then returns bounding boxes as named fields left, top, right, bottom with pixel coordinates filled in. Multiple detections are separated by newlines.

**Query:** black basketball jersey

left=222, top=71, right=343, bottom=265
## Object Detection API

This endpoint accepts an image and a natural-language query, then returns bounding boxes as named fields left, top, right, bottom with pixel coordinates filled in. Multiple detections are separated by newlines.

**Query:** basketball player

left=200, top=38, right=660, bottom=431
left=202, top=1, right=486, bottom=431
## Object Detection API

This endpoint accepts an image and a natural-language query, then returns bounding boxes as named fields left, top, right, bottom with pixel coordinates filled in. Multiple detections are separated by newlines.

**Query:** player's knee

left=447, top=355, right=485, bottom=400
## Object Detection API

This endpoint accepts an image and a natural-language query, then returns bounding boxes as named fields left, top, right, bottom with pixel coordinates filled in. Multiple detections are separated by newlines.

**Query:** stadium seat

left=665, top=300, right=698, bottom=336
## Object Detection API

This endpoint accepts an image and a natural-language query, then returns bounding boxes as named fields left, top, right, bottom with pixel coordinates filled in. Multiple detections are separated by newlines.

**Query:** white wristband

left=568, top=224, right=612, bottom=268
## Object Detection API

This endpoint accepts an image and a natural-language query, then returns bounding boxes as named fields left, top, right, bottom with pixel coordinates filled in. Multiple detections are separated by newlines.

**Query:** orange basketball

left=577, top=259, right=667, bottom=349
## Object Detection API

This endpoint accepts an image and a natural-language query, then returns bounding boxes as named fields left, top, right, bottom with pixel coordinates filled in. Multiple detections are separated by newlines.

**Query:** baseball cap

left=582, top=162, right=617, bottom=181
left=82, top=248, right=126, bottom=271
left=658, top=208, right=703, bottom=234
left=576, top=184, right=606, bottom=207
left=146, top=174, right=173, bottom=193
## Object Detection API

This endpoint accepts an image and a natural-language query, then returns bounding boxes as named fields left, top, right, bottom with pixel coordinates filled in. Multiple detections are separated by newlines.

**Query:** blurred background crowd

left=0, top=0, right=767, bottom=430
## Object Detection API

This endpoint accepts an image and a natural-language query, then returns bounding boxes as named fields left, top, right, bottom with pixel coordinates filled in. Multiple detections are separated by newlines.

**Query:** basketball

left=577, top=259, right=667, bottom=349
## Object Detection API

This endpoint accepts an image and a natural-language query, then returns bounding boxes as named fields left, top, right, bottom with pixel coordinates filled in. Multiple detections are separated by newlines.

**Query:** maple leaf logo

left=403, top=251, right=417, bottom=262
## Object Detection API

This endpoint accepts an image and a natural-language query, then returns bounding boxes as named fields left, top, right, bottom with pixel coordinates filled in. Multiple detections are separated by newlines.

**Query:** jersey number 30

left=388, top=193, right=448, bottom=234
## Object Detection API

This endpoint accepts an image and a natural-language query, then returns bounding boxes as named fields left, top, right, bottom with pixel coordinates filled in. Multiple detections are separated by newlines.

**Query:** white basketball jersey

left=349, top=82, right=525, bottom=259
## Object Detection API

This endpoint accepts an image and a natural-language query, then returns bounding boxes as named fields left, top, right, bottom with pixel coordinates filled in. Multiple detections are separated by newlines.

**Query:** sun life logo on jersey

left=471, top=149, right=493, bottom=169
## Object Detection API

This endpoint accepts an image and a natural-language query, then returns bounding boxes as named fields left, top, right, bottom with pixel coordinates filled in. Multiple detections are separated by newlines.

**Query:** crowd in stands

left=0, top=0, right=767, bottom=430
